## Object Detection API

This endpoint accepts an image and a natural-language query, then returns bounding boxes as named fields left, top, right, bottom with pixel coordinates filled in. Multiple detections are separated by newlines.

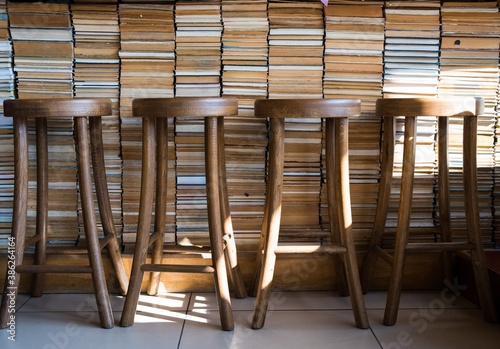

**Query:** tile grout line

left=177, top=292, right=193, bottom=349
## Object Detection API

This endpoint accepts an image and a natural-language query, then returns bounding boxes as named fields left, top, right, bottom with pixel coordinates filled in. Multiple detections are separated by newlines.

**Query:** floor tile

left=180, top=309, right=381, bottom=349
left=0, top=311, right=185, bottom=349
left=189, top=292, right=256, bottom=311
left=11, top=293, right=30, bottom=311
left=190, top=291, right=356, bottom=312
left=370, top=308, right=500, bottom=349
left=137, top=292, right=191, bottom=312
left=17, top=293, right=126, bottom=312
left=364, top=289, right=479, bottom=310
left=1, top=290, right=498, bottom=349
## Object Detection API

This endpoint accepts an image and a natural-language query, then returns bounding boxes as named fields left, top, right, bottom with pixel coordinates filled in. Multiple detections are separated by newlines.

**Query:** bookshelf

left=0, top=0, right=499, bottom=255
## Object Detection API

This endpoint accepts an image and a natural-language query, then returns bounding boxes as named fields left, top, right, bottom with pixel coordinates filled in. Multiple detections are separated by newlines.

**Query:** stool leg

left=462, top=115, right=498, bottom=323
left=252, top=118, right=285, bottom=330
left=32, top=118, right=48, bottom=297
left=437, top=117, right=453, bottom=284
left=360, top=117, right=396, bottom=293
left=74, top=117, right=114, bottom=329
left=325, top=118, right=348, bottom=297
left=147, top=117, right=168, bottom=296
left=249, top=180, right=270, bottom=297
left=0, top=117, right=29, bottom=328
left=120, top=117, right=156, bottom=327
left=331, top=117, right=369, bottom=329
left=384, top=116, right=417, bottom=326
left=89, top=117, right=129, bottom=296
left=217, top=116, right=247, bottom=299
left=205, top=116, right=234, bottom=331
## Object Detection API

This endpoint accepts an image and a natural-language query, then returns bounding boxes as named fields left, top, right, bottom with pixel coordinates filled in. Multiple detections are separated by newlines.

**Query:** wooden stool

left=360, top=97, right=499, bottom=326
left=0, top=98, right=129, bottom=329
left=119, top=97, right=247, bottom=331
left=249, top=98, right=369, bottom=330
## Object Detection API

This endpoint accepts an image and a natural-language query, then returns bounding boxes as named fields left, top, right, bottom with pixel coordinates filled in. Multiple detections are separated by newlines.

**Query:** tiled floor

left=1, top=289, right=499, bottom=348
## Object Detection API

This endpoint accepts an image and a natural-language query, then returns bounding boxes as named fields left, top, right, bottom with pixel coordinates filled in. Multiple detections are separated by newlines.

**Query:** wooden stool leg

left=74, top=117, right=114, bottom=329
left=332, top=117, right=369, bottom=329
left=217, top=116, right=247, bottom=299
left=249, top=182, right=270, bottom=297
left=89, top=117, right=129, bottom=296
left=325, top=118, right=349, bottom=297
left=437, top=117, right=453, bottom=284
left=120, top=117, right=156, bottom=327
left=0, top=117, right=29, bottom=328
left=360, top=117, right=396, bottom=293
left=384, top=116, right=417, bottom=326
left=147, top=117, right=168, bottom=296
left=462, top=115, right=498, bottom=323
left=32, top=118, right=49, bottom=297
left=206, top=116, right=234, bottom=331
left=252, top=118, right=285, bottom=330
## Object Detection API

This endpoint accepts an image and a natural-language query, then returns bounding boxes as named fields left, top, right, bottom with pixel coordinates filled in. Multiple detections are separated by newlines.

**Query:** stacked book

left=71, top=2, right=123, bottom=239
left=221, top=0, right=268, bottom=114
left=173, top=0, right=223, bottom=243
left=221, top=0, right=269, bottom=242
left=119, top=3, right=176, bottom=244
left=439, top=1, right=500, bottom=244
left=174, top=0, right=222, bottom=97
left=382, top=1, right=441, bottom=242
left=324, top=2, right=384, bottom=112
left=497, top=0, right=500, bottom=245
left=0, top=0, right=11, bottom=114
left=0, top=0, right=13, bottom=243
left=8, top=2, right=73, bottom=99
left=323, top=1, right=384, bottom=239
left=267, top=0, right=324, bottom=234
left=7, top=2, right=79, bottom=246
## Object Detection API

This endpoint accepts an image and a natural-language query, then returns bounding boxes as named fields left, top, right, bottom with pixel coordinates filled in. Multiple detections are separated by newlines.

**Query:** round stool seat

left=4, top=98, right=112, bottom=118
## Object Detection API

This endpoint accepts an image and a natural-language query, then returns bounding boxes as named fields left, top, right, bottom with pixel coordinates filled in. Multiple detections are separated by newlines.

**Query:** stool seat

left=120, top=97, right=247, bottom=331
left=3, top=98, right=113, bottom=118
left=0, top=98, right=128, bottom=329
left=360, top=97, right=499, bottom=326
left=250, top=98, right=369, bottom=330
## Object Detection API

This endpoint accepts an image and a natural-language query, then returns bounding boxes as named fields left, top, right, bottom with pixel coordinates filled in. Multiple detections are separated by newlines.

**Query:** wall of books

left=0, top=0, right=499, bottom=252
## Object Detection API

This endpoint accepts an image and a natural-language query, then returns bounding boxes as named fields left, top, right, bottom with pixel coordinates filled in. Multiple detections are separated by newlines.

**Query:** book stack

left=221, top=0, right=269, bottom=242
left=267, top=0, right=324, bottom=234
left=0, top=0, right=11, bottom=114
left=439, top=1, right=499, bottom=244
left=497, top=0, right=500, bottom=245
left=323, top=1, right=384, bottom=239
left=71, top=2, right=123, bottom=238
left=324, top=2, right=384, bottom=112
left=7, top=2, right=79, bottom=246
left=221, top=0, right=268, bottom=114
left=173, top=0, right=223, bottom=243
left=8, top=2, right=73, bottom=98
left=174, top=0, right=222, bottom=97
left=119, top=3, right=176, bottom=244
left=384, top=1, right=441, bottom=98
left=0, top=0, right=13, bottom=242
left=381, top=1, right=441, bottom=243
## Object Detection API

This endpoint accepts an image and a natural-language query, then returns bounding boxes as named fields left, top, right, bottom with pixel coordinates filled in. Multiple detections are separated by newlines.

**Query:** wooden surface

left=3, top=98, right=112, bottom=118
left=0, top=251, right=445, bottom=294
